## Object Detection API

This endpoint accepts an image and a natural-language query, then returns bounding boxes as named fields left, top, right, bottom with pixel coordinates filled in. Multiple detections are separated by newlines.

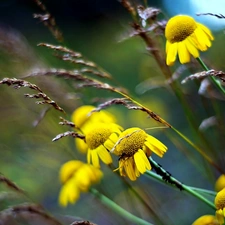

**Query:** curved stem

left=90, top=188, right=154, bottom=225
left=146, top=157, right=216, bottom=210
left=196, top=57, right=225, bottom=95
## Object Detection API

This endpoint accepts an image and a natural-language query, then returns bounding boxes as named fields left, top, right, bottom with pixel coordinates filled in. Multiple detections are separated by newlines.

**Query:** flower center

left=86, top=126, right=112, bottom=149
left=165, top=15, right=197, bottom=43
left=115, top=129, right=147, bottom=156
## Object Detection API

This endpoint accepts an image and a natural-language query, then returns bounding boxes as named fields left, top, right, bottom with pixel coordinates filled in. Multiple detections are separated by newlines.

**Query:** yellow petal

left=119, top=160, right=126, bottom=177
left=146, top=136, right=167, bottom=152
left=166, top=40, right=171, bottom=54
left=194, top=27, right=211, bottom=50
left=87, top=149, right=91, bottom=164
left=96, top=145, right=113, bottom=165
left=197, top=23, right=214, bottom=40
left=145, top=141, right=163, bottom=157
left=177, top=41, right=190, bottom=64
left=134, top=166, right=141, bottom=177
left=185, top=37, right=199, bottom=58
left=104, top=138, right=116, bottom=151
left=60, top=160, right=83, bottom=183
left=90, top=150, right=100, bottom=168
left=124, top=158, right=136, bottom=181
left=134, top=150, right=151, bottom=173
left=193, top=29, right=208, bottom=51
left=166, top=42, right=178, bottom=66
left=75, top=168, right=91, bottom=191
left=59, top=180, right=80, bottom=207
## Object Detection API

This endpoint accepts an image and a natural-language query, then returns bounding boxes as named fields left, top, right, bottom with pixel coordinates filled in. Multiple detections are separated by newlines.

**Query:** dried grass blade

left=0, top=174, right=24, bottom=194
left=59, top=117, right=75, bottom=128
left=0, top=78, right=65, bottom=113
left=11, top=203, right=63, bottom=225
left=52, top=131, right=85, bottom=142
left=181, top=69, right=225, bottom=84
left=38, top=43, right=82, bottom=57
left=33, top=0, right=63, bottom=42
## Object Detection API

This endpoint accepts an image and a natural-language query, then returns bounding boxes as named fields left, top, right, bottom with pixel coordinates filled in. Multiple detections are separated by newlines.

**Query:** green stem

left=90, top=188, right=154, bottom=225
left=147, top=157, right=216, bottom=210
left=182, top=185, right=215, bottom=210
left=188, top=186, right=216, bottom=196
left=171, top=126, right=224, bottom=174
left=196, top=57, right=225, bottom=95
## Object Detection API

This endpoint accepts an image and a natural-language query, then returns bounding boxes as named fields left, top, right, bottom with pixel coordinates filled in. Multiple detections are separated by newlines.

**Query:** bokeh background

left=0, top=0, right=225, bottom=224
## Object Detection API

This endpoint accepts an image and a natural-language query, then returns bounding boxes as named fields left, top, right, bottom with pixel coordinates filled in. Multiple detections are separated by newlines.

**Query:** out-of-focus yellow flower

left=59, top=160, right=103, bottom=207
left=111, top=127, right=167, bottom=181
left=71, top=105, right=116, bottom=128
left=85, top=122, right=123, bottom=168
left=215, top=188, right=225, bottom=225
left=165, top=15, right=213, bottom=66
left=192, top=215, right=219, bottom=225
left=215, top=175, right=225, bottom=192
left=71, top=105, right=116, bottom=153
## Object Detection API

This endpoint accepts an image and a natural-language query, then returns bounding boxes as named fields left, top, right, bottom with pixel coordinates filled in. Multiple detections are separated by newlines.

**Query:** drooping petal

left=124, top=157, right=136, bottom=181
left=194, top=27, right=211, bottom=49
left=146, top=136, right=167, bottom=152
left=90, top=150, right=100, bottom=168
left=177, top=41, right=190, bottom=64
left=166, top=40, right=171, bottom=54
left=96, top=145, right=112, bottom=165
left=134, top=150, right=151, bottom=174
left=166, top=42, right=178, bottom=66
left=104, top=133, right=118, bottom=151
left=197, top=23, right=214, bottom=40
left=145, top=141, right=163, bottom=157
left=118, top=160, right=126, bottom=177
left=87, top=149, right=91, bottom=164
left=185, top=37, right=199, bottom=58
left=59, top=179, right=80, bottom=207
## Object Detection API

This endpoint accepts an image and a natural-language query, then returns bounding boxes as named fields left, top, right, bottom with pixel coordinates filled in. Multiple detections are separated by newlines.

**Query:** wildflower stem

left=171, top=126, right=224, bottom=174
left=196, top=57, right=225, bottom=95
left=90, top=188, right=154, bottom=225
left=188, top=186, right=216, bottom=196
left=146, top=158, right=216, bottom=210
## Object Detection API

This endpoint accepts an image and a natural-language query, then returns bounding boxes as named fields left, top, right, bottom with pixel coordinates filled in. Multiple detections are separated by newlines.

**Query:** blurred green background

left=0, top=0, right=225, bottom=225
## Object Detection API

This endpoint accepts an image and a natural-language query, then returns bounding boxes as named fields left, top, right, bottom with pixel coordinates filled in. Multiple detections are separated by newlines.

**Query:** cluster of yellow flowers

left=59, top=105, right=167, bottom=206
left=59, top=15, right=221, bottom=224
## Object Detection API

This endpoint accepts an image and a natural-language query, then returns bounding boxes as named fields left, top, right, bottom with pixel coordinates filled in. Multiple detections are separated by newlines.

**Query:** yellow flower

left=165, top=15, right=214, bottom=66
left=58, top=160, right=103, bottom=207
left=192, top=215, right=219, bottom=225
left=71, top=105, right=116, bottom=128
left=112, top=127, right=167, bottom=181
left=215, top=188, right=225, bottom=225
left=71, top=105, right=116, bottom=153
left=85, top=123, right=123, bottom=168
left=215, top=175, right=225, bottom=192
